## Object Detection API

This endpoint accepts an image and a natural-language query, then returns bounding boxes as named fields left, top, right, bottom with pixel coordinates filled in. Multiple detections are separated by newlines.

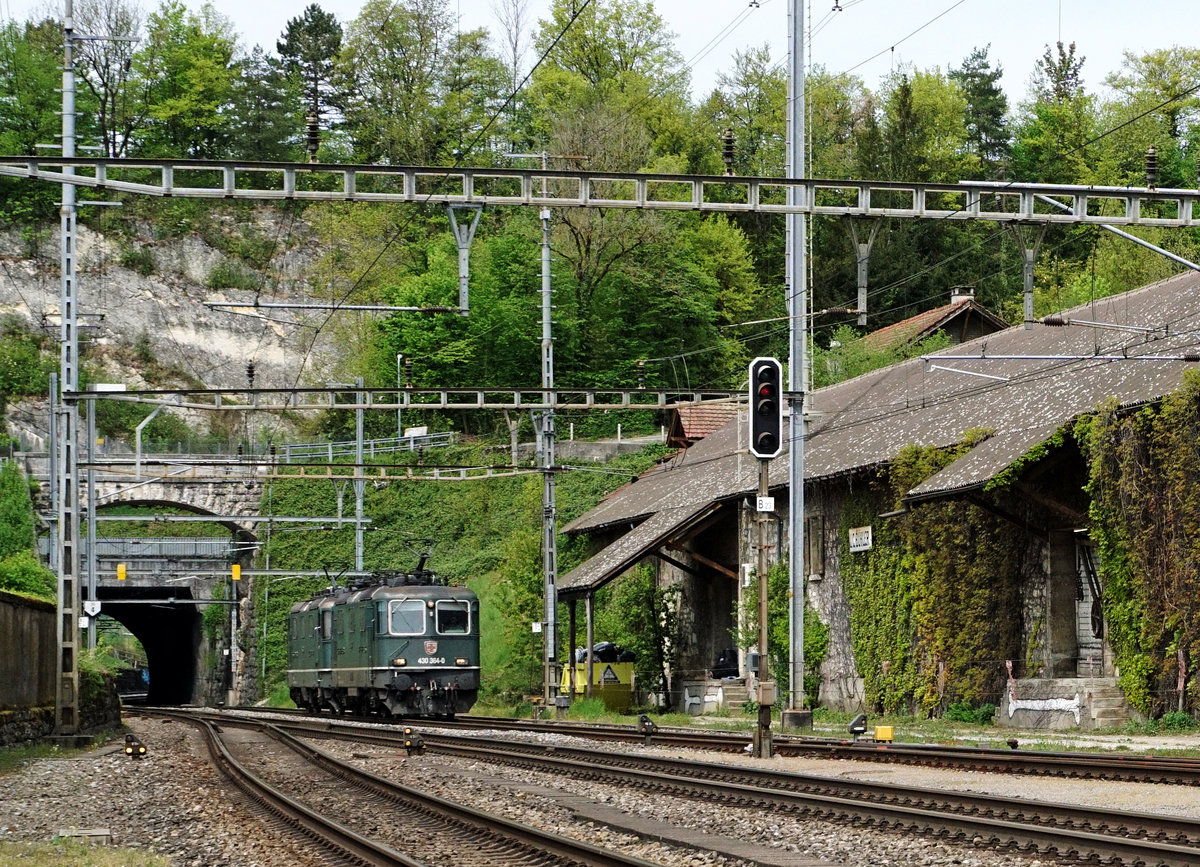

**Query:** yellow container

left=560, top=662, right=633, bottom=713
left=873, top=724, right=894, bottom=743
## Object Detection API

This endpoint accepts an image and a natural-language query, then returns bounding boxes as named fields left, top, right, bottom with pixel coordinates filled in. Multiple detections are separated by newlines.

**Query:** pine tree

left=277, top=3, right=342, bottom=159
left=950, top=46, right=1010, bottom=178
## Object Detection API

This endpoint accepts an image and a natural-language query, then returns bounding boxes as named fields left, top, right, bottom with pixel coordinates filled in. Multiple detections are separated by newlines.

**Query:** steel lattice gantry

left=2, top=157, right=1199, bottom=228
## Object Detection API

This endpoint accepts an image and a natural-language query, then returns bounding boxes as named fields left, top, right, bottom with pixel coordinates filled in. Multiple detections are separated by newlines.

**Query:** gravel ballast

left=4, top=715, right=1200, bottom=866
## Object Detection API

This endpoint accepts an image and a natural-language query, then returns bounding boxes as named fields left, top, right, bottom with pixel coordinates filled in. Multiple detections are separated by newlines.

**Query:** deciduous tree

left=128, top=0, right=237, bottom=158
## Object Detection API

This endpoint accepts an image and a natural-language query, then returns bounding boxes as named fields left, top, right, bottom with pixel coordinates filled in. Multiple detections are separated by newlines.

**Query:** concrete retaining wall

left=0, top=590, right=56, bottom=710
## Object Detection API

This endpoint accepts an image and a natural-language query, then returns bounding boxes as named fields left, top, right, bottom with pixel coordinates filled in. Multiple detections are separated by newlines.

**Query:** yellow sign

left=561, top=662, right=633, bottom=713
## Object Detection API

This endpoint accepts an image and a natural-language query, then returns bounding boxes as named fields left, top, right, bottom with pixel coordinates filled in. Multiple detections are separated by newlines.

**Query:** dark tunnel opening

left=100, top=596, right=202, bottom=705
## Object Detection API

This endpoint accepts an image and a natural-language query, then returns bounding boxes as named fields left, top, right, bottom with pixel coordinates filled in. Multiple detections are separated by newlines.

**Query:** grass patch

left=119, top=246, right=155, bottom=276
left=263, top=682, right=296, bottom=708
left=0, top=742, right=69, bottom=776
left=0, top=839, right=170, bottom=866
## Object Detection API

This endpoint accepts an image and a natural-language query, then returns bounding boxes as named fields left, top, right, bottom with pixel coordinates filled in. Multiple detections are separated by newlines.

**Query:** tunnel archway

left=98, top=593, right=202, bottom=704
left=89, top=499, right=258, bottom=706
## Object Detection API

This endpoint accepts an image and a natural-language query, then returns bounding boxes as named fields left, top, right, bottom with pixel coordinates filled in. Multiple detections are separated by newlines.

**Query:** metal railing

left=280, top=432, right=455, bottom=462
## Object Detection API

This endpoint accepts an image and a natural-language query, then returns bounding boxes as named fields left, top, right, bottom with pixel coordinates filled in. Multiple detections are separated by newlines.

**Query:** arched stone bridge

left=90, top=466, right=266, bottom=539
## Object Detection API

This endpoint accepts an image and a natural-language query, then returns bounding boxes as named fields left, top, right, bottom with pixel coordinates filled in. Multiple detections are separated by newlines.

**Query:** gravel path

left=3, top=716, right=1200, bottom=866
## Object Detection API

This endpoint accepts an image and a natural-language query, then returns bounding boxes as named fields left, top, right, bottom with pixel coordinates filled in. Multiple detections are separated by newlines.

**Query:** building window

left=805, top=514, right=824, bottom=578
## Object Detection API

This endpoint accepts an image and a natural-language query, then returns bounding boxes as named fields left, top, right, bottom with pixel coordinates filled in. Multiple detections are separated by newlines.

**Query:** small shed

left=666, top=402, right=738, bottom=449
left=858, top=287, right=1009, bottom=352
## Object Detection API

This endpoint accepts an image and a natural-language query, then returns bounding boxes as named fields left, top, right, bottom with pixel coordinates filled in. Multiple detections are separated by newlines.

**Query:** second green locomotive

left=287, top=566, right=479, bottom=718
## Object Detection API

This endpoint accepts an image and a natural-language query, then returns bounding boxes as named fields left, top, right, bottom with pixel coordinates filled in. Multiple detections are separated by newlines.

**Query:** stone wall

left=0, top=591, right=55, bottom=710
left=805, top=482, right=866, bottom=711
left=0, top=592, right=123, bottom=744
left=0, top=707, right=55, bottom=747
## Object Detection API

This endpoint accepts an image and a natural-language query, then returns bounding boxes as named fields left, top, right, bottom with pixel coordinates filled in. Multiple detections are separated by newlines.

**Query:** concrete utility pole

left=538, top=195, right=558, bottom=711
left=785, top=0, right=809, bottom=729
left=395, top=354, right=403, bottom=440
left=354, top=377, right=365, bottom=573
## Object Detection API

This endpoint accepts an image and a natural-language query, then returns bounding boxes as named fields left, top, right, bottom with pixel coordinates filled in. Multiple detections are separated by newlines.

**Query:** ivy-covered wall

left=1079, top=370, right=1200, bottom=716
left=838, top=432, right=1033, bottom=716
left=805, top=480, right=867, bottom=709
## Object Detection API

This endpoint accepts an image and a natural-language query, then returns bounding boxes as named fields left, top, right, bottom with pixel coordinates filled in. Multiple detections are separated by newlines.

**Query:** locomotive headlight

left=455, top=658, right=468, bottom=666
left=392, top=658, right=407, bottom=666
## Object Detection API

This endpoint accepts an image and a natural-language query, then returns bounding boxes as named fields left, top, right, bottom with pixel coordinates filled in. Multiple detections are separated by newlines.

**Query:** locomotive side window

left=388, top=599, right=425, bottom=635
left=321, top=608, right=333, bottom=639
left=435, top=600, right=470, bottom=634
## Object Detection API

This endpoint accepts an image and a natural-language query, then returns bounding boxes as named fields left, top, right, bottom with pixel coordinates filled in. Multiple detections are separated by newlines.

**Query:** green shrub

left=1160, top=710, right=1197, bottom=731
left=0, top=319, right=53, bottom=399
left=0, top=460, right=36, bottom=559
left=120, top=246, right=155, bottom=276
left=0, top=551, right=55, bottom=599
left=207, top=260, right=264, bottom=291
left=944, top=700, right=997, bottom=725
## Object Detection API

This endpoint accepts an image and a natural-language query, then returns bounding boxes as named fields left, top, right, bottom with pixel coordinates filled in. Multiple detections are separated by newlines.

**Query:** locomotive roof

left=288, top=582, right=476, bottom=614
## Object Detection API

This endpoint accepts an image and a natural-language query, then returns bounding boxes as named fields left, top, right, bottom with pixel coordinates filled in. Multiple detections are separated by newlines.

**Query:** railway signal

left=748, top=357, right=784, bottom=460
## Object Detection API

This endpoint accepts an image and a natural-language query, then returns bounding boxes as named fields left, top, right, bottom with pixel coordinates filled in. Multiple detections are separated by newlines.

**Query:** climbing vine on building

left=1079, top=372, right=1200, bottom=716
left=840, top=429, right=1026, bottom=716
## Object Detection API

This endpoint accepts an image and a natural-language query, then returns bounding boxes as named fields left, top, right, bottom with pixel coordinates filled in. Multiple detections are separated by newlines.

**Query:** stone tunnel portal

left=98, top=591, right=202, bottom=705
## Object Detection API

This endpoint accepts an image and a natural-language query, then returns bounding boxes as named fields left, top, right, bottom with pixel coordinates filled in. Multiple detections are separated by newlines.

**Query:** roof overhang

left=558, top=501, right=724, bottom=600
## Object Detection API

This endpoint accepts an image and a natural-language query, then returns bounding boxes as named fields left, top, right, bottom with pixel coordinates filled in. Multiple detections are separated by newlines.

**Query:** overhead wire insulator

left=1145, top=145, right=1157, bottom=190
left=306, top=114, right=320, bottom=163
left=722, top=128, right=735, bottom=176
left=1040, top=315, right=1067, bottom=327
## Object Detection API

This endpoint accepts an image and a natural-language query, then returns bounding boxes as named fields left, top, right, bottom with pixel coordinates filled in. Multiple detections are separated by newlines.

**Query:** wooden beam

left=665, top=543, right=739, bottom=580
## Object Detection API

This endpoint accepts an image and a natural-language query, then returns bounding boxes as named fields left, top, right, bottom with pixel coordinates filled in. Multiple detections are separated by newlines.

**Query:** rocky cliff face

left=0, top=212, right=348, bottom=447
left=0, top=217, right=342, bottom=389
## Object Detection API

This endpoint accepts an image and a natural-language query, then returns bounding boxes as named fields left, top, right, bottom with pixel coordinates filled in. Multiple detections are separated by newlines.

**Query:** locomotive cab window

left=387, top=599, right=425, bottom=635
left=321, top=608, right=333, bottom=639
left=435, top=599, right=470, bottom=634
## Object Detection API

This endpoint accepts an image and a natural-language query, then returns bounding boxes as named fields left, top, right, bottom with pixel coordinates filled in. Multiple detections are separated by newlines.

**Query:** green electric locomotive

left=286, top=565, right=479, bottom=718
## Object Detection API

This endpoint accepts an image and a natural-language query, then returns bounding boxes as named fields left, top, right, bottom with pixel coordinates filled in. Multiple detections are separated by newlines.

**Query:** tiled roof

left=559, top=270, right=1200, bottom=594
left=857, top=298, right=1009, bottom=353
left=668, top=403, right=739, bottom=446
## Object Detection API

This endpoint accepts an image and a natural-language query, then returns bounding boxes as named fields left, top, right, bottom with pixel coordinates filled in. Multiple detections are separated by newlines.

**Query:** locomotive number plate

left=418, top=657, right=446, bottom=664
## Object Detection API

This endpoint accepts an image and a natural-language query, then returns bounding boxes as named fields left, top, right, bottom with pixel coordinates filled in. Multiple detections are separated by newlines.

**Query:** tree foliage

left=277, top=3, right=342, bottom=144
left=129, top=1, right=237, bottom=158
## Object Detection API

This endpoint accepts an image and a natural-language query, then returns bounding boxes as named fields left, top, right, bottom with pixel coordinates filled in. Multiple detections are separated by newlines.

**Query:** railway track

left=154, top=709, right=664, bottom=867
left=222, top=705, right=1200, bottom=785
left=180, top=708, right=1200, bottom=866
